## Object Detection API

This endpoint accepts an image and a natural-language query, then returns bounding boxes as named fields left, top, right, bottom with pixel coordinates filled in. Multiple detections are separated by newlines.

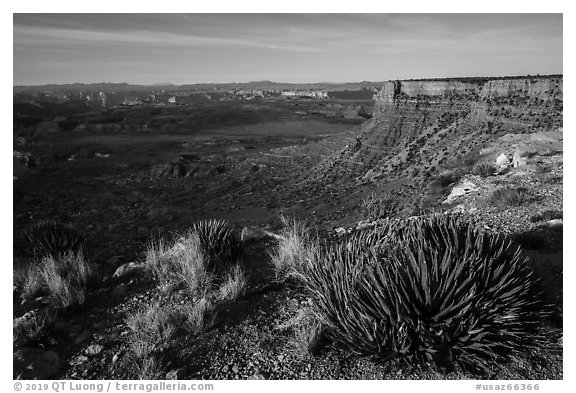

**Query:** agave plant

left=189, top=219, right=241, bottom=272
left=22, top=221, right=86, bottom=260
left=303, top=214, right=547, bottom=371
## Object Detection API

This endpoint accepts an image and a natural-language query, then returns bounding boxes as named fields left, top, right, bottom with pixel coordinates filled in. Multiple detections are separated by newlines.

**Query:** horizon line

left=13, top=73, right=564, bottom=89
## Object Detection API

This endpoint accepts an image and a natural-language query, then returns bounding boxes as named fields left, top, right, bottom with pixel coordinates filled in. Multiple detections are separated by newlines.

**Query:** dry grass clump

left=287, top=308, right=324, bottom=357
left=136, top=357, right=164, bottom=380
left=126, top=220, right=248, bottom=376
left=14, top=262, right=44, bottom=300
left=268, top=216, right=320, bottom=282
left=125, top=300, right=180, bottom=358
left=489, top=187, right=532, bottom=207
left=13, top=308, right=57, bottom=345
left=144, top=219, right=245, bottom=296
left=144, top=233, right=213, bottom=296
left=361, top=194, right=399, bottom=221
left=218, top=264, right=247, bottom=303
left=125, top=296, right=219, bottom=378
left=15, top=252, right=93, bottom=308
left=472, top=161, right=497, bottom=177
left=178, top=297, right=219, bottom=333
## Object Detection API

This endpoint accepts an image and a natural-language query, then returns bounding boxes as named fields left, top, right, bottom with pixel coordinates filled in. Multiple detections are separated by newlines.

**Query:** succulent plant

left=189, top=219, right=241, bottom=272
left=23, top=221, right=86, bottom=260
left=303, top=214, right=547, bottom=371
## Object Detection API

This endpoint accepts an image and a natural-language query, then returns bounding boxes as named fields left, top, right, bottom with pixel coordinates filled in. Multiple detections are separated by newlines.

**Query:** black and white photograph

left=10, top=6, right=566, bottom=385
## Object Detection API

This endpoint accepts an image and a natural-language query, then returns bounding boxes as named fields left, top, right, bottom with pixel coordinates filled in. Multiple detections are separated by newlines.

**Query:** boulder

left=241, top=227, right=271, bottom=242
left=85, top=344, right=104, bottom=356
left=443, top=180, right=478, bottom=204
left=495, top=153, right=509, bottom=169
left=542, top=219, right=563, bottom=228
left=334, top=227, right=347, bottom=235
left=113, top=262, right=143, bottom=279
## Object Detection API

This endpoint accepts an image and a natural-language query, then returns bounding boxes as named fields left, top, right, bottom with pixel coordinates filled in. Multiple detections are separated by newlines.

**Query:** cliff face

left=310, top=76, right=563, bottom=207
left=374, top=80, right=480, bottom=105
left=479, top=78, right=562, bottom=101
left=373, top=77, right=562, bottom=113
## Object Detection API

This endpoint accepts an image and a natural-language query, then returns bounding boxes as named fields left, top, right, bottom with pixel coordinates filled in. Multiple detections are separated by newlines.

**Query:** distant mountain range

left=13, top=81, right=386, bottom=94
left=14, top=75, right=562, bottom=94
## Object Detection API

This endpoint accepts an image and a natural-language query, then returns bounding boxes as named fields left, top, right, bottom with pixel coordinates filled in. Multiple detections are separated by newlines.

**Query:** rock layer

left=311, top=76, right=563, bottom=210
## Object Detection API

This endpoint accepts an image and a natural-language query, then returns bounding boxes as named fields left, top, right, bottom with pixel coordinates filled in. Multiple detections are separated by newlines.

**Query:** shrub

left=13, top=308, right=57, bottom=345
left=302, top=214, right=546, bottom=371
left=287, top=308, right=324, bottom=357
left=268, top=217, right=319, bottom=282
left=489, top=187, right=532, bottom=207
left=434, top=171, right=461, bottom=188
left=472, top=162, right=497, bottom=177
left=535, top=163, right=553, bottom=174
left=530, top=210, right=563, bottom=223
left=22, top=221, right=86, bottom=260
left=125, top=300, right=180, bottom=358
left=14, top=263, right=44, bottom=300
left=179, top=297, right=218, bottom=333
left=189, top=219, right=241, bottom=272
left=361, top=194, right=399, bottom=221
left=16, top=252, right=93, bottom=308
left=144, top=233, right=213, bottom=296
left=136, top=357, right=164, bottom=380
left=218, top=264, right=247, bottom=302
left=126, top=297, right=218, bottom=360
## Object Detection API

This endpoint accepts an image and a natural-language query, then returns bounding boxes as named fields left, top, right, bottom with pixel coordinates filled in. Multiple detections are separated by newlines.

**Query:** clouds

left=13, top=24, right=317, bottom=53
left=13, top=13, right=563, bottom=85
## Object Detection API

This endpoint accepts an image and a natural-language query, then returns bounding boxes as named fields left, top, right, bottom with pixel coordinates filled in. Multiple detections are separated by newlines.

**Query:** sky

left=13, top=13, right=563, bottom=86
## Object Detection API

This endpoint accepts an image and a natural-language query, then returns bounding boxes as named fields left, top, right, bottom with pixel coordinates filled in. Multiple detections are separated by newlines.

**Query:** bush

left=434, top=171, right=461, bottom=188
left=489, top=187, right=532, bottom=207
left=15, top=252, right=93, bottom=308
left=530, top=210, right=563, bottom=223
left=178, top=297, right=218, bottom=333
left=126, top=297, right=218, bottom=363
left=13, top=308, right=57, bottom=345
left=287, top=308, right=324, bottom=357
left=361, top=194, right=399, bottom=221
left=144, top=233, right=213, bottom=296
left=136, top=357, right=164, bottom=380
left=301, top=214, right=546, bottom=371
left=125, top=300, right=180, bottom=358
left=189, top=219, right=241, bottom=272
left=268, top=217, right=319, bottom=282
left=22, top=221, right=86, bottom=260
left=130, top=219, right=248, bottom=376
left=144, top=220, right=245, bottom=295
left=472, top=162, right=497, bottom=177
left=218, top=264, right=247, bottom=302
left=14, top=263, right=44, bottom=300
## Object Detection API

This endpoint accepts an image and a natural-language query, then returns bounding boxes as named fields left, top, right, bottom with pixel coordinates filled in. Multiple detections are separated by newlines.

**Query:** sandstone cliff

left=374, top=80, right=480, bottom=105
left=310, top=76, right=563, bottom=212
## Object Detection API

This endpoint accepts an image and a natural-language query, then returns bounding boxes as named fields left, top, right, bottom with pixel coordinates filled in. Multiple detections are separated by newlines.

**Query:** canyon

left=13, top=75, right=563, bottom=380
